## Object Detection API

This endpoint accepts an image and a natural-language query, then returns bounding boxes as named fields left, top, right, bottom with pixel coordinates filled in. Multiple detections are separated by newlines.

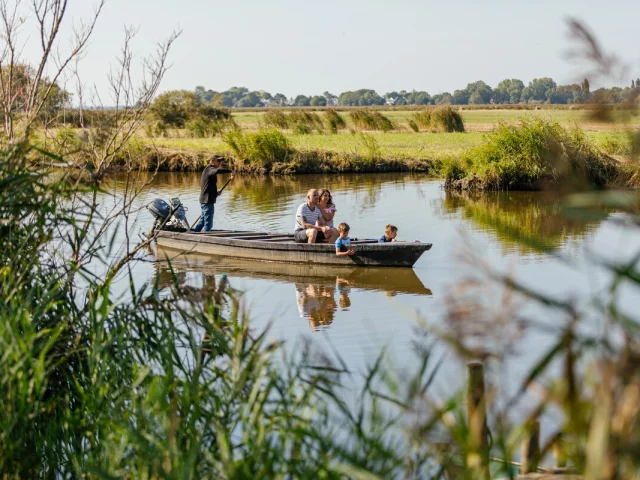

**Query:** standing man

left=294, top=189, right=338, bottom=244
left=192, top=154, right=235, bottom=232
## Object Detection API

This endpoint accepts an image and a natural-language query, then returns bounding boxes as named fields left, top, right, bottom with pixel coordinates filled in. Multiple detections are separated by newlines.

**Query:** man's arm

left=297, top=214, right=321, bottom=231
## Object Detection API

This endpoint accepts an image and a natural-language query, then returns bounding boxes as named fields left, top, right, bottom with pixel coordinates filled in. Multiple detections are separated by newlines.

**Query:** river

left=101, top=171, right=640, bottom=416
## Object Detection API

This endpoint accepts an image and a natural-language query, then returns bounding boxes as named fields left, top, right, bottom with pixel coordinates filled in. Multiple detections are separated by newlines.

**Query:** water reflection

left=439, top=190, right=607, bottom=254
left=154, top=246, right=432, bottom=331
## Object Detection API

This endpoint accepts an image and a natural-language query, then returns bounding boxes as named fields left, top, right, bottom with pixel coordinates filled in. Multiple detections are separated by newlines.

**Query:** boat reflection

left=154, top=246, right=432, bottom=331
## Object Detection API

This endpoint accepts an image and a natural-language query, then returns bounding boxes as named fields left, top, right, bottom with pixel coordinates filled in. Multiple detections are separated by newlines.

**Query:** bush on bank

left=442, top=118, right=620, bottom=191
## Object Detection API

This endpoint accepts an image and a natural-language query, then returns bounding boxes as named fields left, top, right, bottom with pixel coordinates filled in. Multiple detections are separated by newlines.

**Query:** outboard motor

left=146, top=197, right=190, bottom=233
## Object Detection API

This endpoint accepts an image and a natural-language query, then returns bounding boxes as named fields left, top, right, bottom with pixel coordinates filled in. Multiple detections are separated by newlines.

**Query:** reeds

left=263, top=110, right=289, bottom=129
left=349, top=109, right=394, bottom=132
left=223, top=128, right=293, bottom=168
left=324, top=108, right=347, bottom=133
left=288, top=111, right=324, bottom=134
left=412, top=106, right=465, bottom=132
left=443, top=118, right=619, bottom=190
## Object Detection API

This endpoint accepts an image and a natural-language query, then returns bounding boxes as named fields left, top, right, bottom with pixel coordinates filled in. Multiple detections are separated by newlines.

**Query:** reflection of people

left=336, top=278, right=352, bottom=309
left=294, top=189, right=338, bottom=244
left=295, top=281, right=348, bottom=331
left=192, top=155, right=235, bottom=232
left=379, top=224, right=398, bottom=243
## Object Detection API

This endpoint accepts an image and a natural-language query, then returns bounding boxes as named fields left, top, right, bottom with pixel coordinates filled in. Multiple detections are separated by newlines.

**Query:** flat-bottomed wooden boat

left=155, top=229, right=432, bottom=268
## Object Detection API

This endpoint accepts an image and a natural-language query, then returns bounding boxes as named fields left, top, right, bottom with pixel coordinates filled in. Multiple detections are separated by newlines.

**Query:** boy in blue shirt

left=379, top=224, right=398, bottom=243
left=335, top=222, right=355, bottom=256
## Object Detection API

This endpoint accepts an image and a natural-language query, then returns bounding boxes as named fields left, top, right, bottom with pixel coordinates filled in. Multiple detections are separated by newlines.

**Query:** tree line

left=194, top=78, right=640, bottom=108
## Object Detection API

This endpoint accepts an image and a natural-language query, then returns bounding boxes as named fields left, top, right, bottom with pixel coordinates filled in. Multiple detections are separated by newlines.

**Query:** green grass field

left=145, top=130, right=630, bottom=161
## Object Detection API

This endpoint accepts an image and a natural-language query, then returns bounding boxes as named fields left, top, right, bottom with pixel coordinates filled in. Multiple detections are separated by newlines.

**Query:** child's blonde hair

left=337, top=222, right=350, bottom=233
left=385, top=224, right=398, bottom=235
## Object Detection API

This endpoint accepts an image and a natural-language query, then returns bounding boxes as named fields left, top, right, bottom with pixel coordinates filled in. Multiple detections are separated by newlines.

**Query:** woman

left=317, top=189, right=338, bottom=239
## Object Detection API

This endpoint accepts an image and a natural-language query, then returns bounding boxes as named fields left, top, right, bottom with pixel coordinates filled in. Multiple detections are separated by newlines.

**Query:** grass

left=226, top=108, right=640, bottom=132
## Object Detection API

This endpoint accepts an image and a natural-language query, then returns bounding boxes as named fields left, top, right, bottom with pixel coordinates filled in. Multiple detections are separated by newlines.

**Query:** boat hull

left=156, top=230, right=432, bottom=268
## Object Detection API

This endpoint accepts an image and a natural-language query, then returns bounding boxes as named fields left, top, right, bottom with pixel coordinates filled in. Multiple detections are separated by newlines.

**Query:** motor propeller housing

left=146, top=198, right=190, bottom=232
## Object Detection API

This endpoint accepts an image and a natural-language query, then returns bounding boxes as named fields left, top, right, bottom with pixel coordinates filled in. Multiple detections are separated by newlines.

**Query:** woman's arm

left=321, top=205, right=336, bottom=222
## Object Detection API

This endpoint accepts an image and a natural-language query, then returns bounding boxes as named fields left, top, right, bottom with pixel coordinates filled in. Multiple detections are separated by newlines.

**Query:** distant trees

left=338, top=89, right=385, bottom=106
left=184, top=78, right=640, bottom=109
left=294, top=95, right=310, bottom=107
left=310, top=95, right=327, bottom=106
left=493, top=79, right=525, bottom=104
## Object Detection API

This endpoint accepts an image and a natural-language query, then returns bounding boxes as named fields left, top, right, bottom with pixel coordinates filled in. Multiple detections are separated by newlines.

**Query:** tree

left=310, top=95, right=327, bottom=106
left=452, top=89, right=470, bottom=105
left=494, top=79, right=525, bottom=104
left=405, top=91, right=431, bottom=105
left=522, top=77, right=557, bottom=103
left=465, top=81, right=493, bottom=104
left=432, top=93, right=453, bottom=105
left=338, top=89, right=384, bottom=106
left=323, top=91, right=338, bottom=106
left=294, top=95, right=310, bottom=106
left=273, top=93, right=287, bottom=106
left=150, top=90, right=199, bottom=127
left=194, top=86, right=215, bottom=104
left=236, top=92, right=261, bottom=107
left=633, top=80, right=636, bottom=89
left=0, top=0, right=106, bottom=138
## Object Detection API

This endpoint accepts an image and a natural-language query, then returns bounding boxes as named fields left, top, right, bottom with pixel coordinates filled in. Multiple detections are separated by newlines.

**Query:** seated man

left=294, top=189, right=338, bottom=244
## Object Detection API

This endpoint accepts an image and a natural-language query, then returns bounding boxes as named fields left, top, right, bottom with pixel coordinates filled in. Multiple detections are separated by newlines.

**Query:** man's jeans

left=192, top=203, right=215, bottom=232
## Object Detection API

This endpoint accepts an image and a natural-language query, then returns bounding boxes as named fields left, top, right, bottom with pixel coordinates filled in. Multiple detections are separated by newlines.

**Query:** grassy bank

left=135, top=128, right=630, bottom=176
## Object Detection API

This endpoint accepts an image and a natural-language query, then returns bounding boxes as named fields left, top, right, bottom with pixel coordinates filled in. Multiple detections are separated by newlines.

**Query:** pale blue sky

left=33, top=0, right=640, bottom=99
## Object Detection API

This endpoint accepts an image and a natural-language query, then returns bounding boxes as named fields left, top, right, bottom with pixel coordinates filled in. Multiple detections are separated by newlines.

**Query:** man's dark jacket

left=199, top=165, right=232, bottom=204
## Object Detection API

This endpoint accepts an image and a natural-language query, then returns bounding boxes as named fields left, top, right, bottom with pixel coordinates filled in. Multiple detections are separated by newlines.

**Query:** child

left=335, top=222, right=355, bottom=256
left=379, top=224, right=398, bottom=243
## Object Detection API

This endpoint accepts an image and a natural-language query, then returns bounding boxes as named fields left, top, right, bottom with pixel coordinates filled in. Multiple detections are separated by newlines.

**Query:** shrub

left=444, top=118, right=620, bottom=190
left=186, top=116, right=237, bottom=138
left=358, top=132, right=381, bottom=159
left=223, top=128, right=293, bottom=168
left=288, top=111, right=324, bottom=134
left=411, top=106, right=465, bottom=133
left=324, top=109, right=346, bottom=133
left=263, top=110, right=289, bottom=129
left=349, top=110, right=394, bottom=132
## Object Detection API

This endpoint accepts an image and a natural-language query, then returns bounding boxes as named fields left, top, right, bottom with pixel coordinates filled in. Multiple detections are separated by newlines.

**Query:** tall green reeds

left=412, top=106, right=465, bottom=132
left=223, top=128, right=293, bottom=168
left=349, top=109, right=394, bottom=132
left=443, top=118, right=620, bottom=190
left=288, top=111, right=324, bottom=134
left=263, top=110, right=289, bottom=129
left=324, top=108, right=347, bottom=133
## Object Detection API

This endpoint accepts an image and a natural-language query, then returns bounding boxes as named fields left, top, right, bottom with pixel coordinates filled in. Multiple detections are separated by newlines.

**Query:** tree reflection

left=440, top=189, right=608, bottom=254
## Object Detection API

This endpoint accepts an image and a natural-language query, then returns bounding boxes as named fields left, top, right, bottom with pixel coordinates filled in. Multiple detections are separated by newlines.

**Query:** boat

left=154, top=246, right=433, bottom=296
left=155, top=229, right=432, bottom=268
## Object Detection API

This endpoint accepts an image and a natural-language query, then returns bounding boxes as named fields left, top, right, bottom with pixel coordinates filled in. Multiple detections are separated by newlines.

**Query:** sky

left=20, top=0, right=640, bottom=100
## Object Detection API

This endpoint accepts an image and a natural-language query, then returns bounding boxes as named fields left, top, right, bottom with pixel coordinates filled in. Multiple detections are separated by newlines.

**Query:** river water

left=102, top=171, right=640, bottom=412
